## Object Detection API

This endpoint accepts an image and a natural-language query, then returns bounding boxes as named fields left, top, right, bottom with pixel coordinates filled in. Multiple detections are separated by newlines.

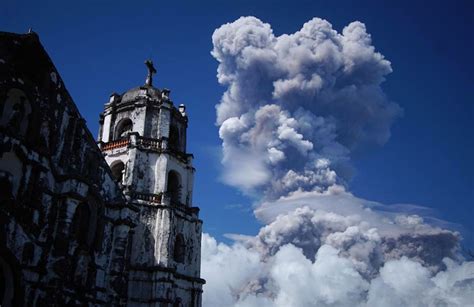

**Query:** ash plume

left=202, top=16, right=474, bottom=306
left=212, top=16, right=401, bottom=198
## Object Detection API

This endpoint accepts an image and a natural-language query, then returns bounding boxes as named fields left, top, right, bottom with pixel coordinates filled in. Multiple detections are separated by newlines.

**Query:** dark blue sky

left=2, top=0, right=473, bottom=246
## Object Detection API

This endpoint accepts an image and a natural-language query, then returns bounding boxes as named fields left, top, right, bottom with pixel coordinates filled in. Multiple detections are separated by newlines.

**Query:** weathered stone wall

left=0, top=31, right=132, bottom=306
left=126, top=204, right=203, bottom=306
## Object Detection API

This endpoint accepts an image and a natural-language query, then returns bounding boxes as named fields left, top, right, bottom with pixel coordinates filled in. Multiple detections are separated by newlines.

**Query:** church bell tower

left=97, top=61, right=204, bottom=306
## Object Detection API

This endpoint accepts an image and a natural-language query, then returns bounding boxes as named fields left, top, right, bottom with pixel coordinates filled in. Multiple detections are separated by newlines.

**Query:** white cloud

left=201, top=234, right=263, bottom=307
left=270, top=244, right=369, bottom=306
left=366, top=257, right=474, bottom=307
left=202, top=189, right=471, bottom=306
left=202, top=225, right=473, bottom=307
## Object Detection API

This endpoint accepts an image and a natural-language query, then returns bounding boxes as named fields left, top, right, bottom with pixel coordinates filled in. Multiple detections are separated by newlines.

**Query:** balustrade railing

left=100, top=135, right=190, bottom=163
left=127, top=191, right=198, bottom=215
left=137, top=137, right=161, bottom=150
left=101, top=135, right=162, bottom=152
left=131, top=192, right=162, bottom=203
left=101, top=138, right=130, bottom=151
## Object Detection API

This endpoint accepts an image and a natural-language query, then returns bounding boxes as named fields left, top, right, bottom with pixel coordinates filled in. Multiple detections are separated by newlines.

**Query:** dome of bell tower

left=120, top=85, right=162, bottom=104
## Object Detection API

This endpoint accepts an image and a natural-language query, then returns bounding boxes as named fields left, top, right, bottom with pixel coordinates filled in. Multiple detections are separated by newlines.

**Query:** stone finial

left=144, top=59, right=157, bottom=86
left=109, top=93, right=120, bottom=104
left=162, top=88, right=170, bottom=101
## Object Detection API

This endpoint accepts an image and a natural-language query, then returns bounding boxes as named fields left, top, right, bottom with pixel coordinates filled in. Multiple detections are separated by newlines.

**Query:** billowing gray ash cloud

left=213, top=16, right=401, bottom=198
left=202, top=16, right=474, bottom=307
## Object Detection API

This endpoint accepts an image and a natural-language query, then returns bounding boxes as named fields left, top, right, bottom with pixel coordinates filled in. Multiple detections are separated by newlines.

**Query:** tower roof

left=120, top=85, right=162, bottom=103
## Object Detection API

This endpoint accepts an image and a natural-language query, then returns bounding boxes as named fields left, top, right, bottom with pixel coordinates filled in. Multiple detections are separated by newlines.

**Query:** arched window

left=115, top=118, right=133, bottom=140
left=0, top=152, right=24, bottom=198
left=0, top=256, right=15, bottom=307
left=0, top=173, right=13, bottom=203
left=110, top=161, right=125, bottom=183
left=173, top=298, right=183, bottom=307
left=169, top=125, right=179, bottom=151
left=72, top=203, right=91, bottom=247
left=167, top=170, right=181, bottom=205
left=173, top=234, right=185, bottom=263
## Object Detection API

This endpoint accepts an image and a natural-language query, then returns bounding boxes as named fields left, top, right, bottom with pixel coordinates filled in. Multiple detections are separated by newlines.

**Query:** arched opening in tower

left=169, top=125, right=180, bottom=151
left=110, top=161, right=125, bottom=183
left=173, top=234, right=186, bottom=263
left=115, top=118, right=133, bottom=140
left=167, top=170, right=182, bottom=205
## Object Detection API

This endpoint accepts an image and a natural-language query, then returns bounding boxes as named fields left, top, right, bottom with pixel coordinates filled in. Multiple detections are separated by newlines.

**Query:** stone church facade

left=0, top=31, right=204, bottom=306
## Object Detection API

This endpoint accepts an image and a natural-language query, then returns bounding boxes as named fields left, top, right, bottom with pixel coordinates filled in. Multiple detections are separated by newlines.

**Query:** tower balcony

left=99, top=133, right=162, bottom=152
left=98, top=133, right=193, bottom=163
left=100, top=138, right=131, bottom=151
left=125, top=190, right=200, bottom=218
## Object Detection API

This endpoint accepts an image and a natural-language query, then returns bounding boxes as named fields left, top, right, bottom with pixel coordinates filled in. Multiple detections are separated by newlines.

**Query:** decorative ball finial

left=178, top=103, right=187, bottom=117
left=144, top=59, right=157, bottom=86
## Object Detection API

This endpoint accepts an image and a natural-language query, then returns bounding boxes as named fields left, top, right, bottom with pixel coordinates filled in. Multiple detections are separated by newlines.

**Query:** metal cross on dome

left=145, top=59, right=157, bottom=86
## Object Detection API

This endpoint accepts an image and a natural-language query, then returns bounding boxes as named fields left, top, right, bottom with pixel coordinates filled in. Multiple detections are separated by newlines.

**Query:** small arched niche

left=167, top=170, right=181, bottom=205
left=114, top=118, right=133, bottom=140
left=173, top=234, right=185, bottom=264
left=110, top=160, right=125, bottom=184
